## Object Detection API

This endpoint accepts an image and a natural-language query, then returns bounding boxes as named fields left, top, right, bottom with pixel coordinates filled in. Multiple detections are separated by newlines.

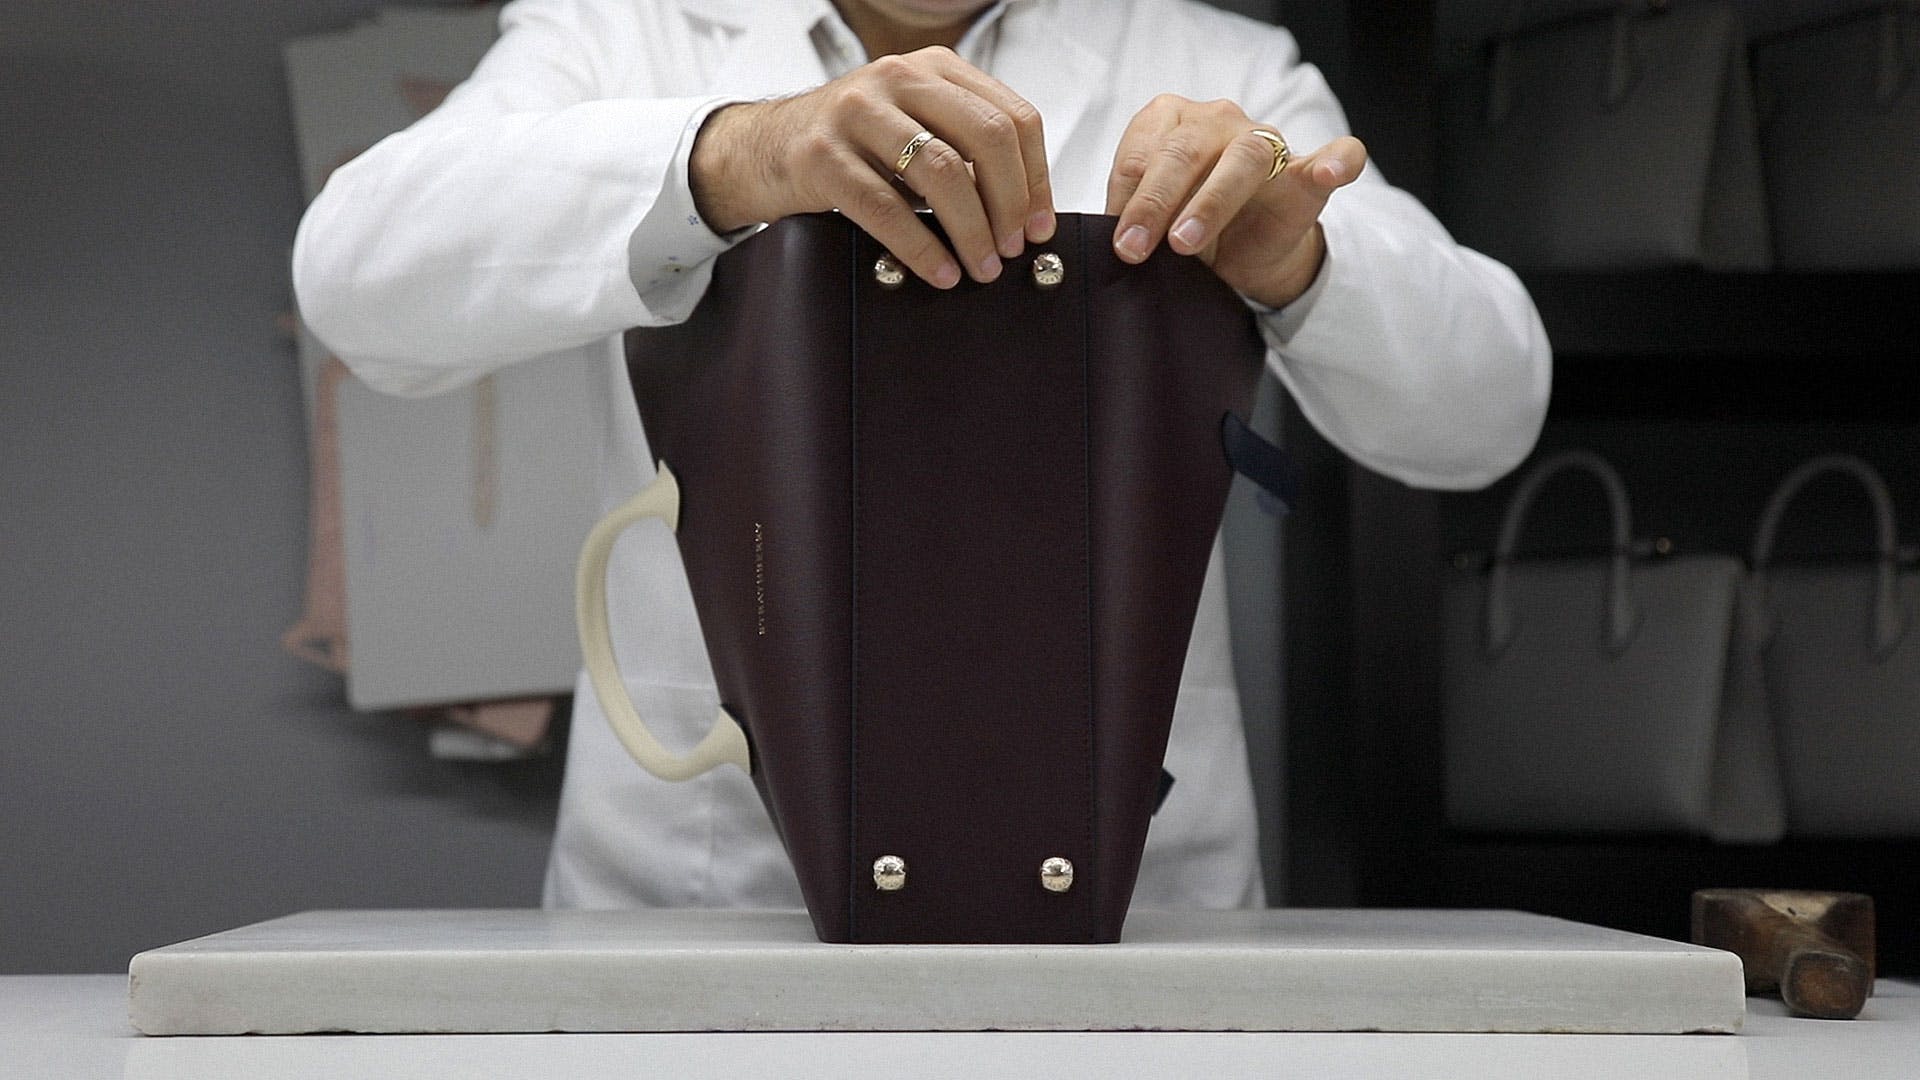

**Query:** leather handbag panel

left=624, top=213, right=1262, bottom=941
left=629, top=220, right=860, bottom=934
left=847, top=221, right=1097, bottom=943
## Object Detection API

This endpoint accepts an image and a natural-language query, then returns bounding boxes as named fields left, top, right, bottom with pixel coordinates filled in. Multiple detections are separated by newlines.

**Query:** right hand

left=689, top=47, right=1056, bottom=289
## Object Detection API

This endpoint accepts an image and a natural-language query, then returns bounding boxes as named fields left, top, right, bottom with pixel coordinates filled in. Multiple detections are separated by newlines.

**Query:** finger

left=1296, top=134, right=1369, bottom=192
left=1165, top=128, right=1278, bottom=256
left=1112, top=116, right=1221, bottom=263
left=871, top=123, right=1001, bottom=283
left=837, top=77, right=1001, bottom=283
left=897, top=132, right=1003, bottom=282
left=892, top=79, right=1030, bottom=269
left=931, top=56, right=1054, bottom=246
left=1104, top=97, right=1178, bottom=218
left=825, top=147, right=963, bottom=289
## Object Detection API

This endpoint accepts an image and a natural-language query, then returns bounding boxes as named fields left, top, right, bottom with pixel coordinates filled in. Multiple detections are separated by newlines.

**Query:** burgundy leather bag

left=577, top=212, right=1280, bottom=943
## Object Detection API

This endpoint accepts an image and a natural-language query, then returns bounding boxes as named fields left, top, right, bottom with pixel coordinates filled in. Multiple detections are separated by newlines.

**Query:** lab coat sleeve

left=291, top=0, right=738, bottom=397
left=1241, top=35, right=1551, bottom=492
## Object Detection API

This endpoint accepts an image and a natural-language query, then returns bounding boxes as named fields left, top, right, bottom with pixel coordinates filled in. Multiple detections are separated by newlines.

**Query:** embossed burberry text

left=754, top=522, right=767, bottom=636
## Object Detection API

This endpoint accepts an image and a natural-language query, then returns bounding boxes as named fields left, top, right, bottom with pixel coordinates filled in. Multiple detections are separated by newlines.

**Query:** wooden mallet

left=1691, top=889, right=1876, bottom=1020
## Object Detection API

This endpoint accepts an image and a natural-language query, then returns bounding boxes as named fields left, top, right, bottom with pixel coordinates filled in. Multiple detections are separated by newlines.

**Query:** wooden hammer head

left=1691, top=889, right=1876, bottom=1020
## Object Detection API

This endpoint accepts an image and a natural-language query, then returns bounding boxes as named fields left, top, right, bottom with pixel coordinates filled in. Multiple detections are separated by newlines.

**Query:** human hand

left=1105, top=95, right=1368, bottom=308
left=690, top=47, right=1055, bottom=289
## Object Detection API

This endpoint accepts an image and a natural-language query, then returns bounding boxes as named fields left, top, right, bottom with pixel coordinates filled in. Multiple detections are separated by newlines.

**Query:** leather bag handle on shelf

left=575, top=462, right=753, bottom=780
left=1878, top=1, right=1919, bottom=105
left=1443, top=0, right=1770, bottom=270
left=1486, top=0, right=1661, bottom=122
left=1484, top=449, right=1641, bottom=658
left=1750, top=454, right=1907, bottom=659
left=1756, top=2, right=1918, bottom=114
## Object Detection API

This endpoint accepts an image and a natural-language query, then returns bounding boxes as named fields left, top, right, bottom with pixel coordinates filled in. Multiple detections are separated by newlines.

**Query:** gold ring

left=1248, top=128, right=1289, bottom=181
left=894, top=130, right=935, bottom=176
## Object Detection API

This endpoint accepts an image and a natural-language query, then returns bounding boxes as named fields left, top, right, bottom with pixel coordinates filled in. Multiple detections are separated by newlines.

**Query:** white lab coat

left=294, top=0, right=1550, bottom=910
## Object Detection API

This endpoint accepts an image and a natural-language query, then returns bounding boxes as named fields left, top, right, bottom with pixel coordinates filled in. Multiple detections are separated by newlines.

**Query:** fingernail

left=1116, top=224, right=1150, bottom=262
left=977, top=253, right=1003, bottom=281
left=933, top=262, right=961, bottom=289
left=1171, top=218, right=1206, bottom=252
left=1028, top=209, right=1056, bottom=242
left=1001, top=230, right=1024, bottom=258
left=1320, top=159, right=1345, bottom=185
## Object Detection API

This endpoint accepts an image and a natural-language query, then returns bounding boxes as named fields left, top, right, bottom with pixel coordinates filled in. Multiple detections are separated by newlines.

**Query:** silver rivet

left=1040, top=857, right=1074, bottom=892
left=873, top=855, right=907, bottom=891
left=1031, top=252, right=1065, bottom=289
left=874, top=254, right=906, bottom=289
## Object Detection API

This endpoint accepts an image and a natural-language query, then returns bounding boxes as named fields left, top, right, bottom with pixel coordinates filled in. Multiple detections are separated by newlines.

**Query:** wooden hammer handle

left=1694, top=892, right=1870, bottom=1019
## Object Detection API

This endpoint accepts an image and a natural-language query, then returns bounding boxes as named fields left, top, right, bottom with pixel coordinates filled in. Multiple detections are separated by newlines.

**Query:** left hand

left=1105, top=95, right=1368, bottom=308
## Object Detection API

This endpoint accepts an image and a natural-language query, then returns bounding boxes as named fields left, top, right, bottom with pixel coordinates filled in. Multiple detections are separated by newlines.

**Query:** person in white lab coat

left=294, top=0, right=1550, bottom=911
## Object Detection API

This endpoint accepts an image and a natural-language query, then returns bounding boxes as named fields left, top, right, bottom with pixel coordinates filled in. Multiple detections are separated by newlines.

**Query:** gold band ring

left=894, top=130, right=936, bottom=176
left=1247, top=128, right=1290, bottom=181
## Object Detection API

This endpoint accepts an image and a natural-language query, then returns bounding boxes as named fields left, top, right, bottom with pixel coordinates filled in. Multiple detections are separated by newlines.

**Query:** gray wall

left=1, top=0, right=561, bottom=975
left=0, top=0, right=1300, bottom=974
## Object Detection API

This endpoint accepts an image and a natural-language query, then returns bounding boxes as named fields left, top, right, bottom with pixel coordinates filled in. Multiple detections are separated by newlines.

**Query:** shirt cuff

left=1242, top=243, right=1332, bottom=346
left=627, top=97, right=759, bottom=300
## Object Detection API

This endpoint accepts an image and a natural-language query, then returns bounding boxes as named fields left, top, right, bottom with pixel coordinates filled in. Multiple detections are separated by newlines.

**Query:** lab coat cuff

left=1242, top=237, right=1332, bottom=345
left=627, top=96, right=760, bottom=313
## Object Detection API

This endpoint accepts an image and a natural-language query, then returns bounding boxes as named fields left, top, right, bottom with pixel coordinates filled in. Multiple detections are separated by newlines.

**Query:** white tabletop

left=5, top=974, right=1917, bottom=1079
left=124, top=908, right=1746, bottom=1035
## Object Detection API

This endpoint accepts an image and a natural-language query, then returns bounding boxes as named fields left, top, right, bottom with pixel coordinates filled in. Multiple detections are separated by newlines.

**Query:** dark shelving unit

left=1526, top=269, right=1920, bottom=361
left=1280, top=1, right=1920, bottom=978
left=1538, top=270, right=1920, bottom=422
left=1414, top=268, right=1920, bottom=977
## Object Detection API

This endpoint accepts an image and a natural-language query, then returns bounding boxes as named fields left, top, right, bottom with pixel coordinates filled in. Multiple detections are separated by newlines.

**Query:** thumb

left=1298, top=135, right=1368, bottom=192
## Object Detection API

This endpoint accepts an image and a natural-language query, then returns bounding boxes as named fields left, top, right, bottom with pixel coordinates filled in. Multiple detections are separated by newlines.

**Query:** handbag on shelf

left=1753, top=2, right=1920, bottom=269
left=576, top=212, right=1289, bottom=944
left=1437, top=0, right=1771, bottom=270
left=1750, top=455, right=1920, bottom=837
left=1442, top=450, right=1785, bottom=840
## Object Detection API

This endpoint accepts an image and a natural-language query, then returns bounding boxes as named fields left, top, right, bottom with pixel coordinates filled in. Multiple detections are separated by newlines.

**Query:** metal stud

left=1040, top=856, right=1075, bottom=893
left=874, top=253, right=906, bottom=289
left=1031, top=252, right=1065, bottom=289
left=872, top=855, right=907, bottom=891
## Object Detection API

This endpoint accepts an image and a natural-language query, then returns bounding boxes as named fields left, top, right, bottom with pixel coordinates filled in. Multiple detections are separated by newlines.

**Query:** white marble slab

left=127, top=908, right=1745, bottom=1036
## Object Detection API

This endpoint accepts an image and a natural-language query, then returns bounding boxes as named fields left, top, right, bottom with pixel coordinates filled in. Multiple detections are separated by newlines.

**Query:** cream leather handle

left=1750, top=453, right=1906, bottom=659
left=575, top=462, right=752, bottom=780
left=1485, top=449, right=1640, bottom=658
